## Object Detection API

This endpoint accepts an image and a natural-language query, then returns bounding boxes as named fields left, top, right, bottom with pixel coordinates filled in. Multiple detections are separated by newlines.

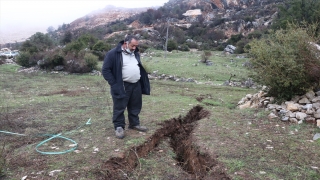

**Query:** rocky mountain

left=68, top=6, right=150, bottom=32
left=59, top=0, right=283, bottom=45
left=164, top=0, right=282, bottom=35
left=2, top=0, right=285, bottom=48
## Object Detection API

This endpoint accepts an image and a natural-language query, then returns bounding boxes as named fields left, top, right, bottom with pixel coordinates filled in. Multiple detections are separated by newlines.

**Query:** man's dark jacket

left=102, top=40, right=150, bottom=99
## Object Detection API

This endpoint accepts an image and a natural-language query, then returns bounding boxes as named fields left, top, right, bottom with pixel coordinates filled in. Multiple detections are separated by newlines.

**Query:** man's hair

left=124, top=34, right=139, bottom=43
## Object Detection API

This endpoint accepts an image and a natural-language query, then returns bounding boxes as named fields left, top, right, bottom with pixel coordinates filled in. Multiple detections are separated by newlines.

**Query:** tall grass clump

left=247, top=24, right=320, bottom=102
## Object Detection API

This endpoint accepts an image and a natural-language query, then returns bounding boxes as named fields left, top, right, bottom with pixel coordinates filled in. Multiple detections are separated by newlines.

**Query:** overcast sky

left=0, top=0, right=169, bottom=34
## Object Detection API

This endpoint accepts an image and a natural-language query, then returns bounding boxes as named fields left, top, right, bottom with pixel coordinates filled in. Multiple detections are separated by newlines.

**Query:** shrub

left=84, top=53, right=98, bottom=70
left=178, top=44, right=190, bottom=51
left=167, top=40, right=178, bottom=51
left=216, top=45, right=225, bottom=51
left=38, top=49, right=65, bottom=69
left=16, top=52, right=32, bottom=67
left=247, top=24, right=320, bottom=102
left=137, top=43, right=150, bottom=53
left=248, top=31, right=263, bottom=39
left=64, top=51, right=91, bottom=73
left=235, top=39, right=249, bottom=54
left=186, top=41, right=199, bottom=49
left=227, top=34, right=243, bottom=45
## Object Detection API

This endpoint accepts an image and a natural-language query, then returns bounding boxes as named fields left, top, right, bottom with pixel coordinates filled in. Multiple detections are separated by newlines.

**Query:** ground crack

left=97, top=105, right=230, bottom=180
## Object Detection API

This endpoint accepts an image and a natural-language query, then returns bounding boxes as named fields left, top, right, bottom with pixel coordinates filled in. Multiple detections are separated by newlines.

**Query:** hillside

left=1, top=0, right=284, bottom=48
left=52, top=0, right=283, bottom=50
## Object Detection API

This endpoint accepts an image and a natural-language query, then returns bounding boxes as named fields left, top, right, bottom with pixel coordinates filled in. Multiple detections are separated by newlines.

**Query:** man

left=102, top=35, right=150, bottom=139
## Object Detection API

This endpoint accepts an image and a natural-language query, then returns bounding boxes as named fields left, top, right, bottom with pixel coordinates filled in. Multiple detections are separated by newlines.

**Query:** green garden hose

left=0, top=118, right=91, bottom=155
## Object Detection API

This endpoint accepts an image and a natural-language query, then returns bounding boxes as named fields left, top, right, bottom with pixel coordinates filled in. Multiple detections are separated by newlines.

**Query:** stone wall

left=238, top=90, right=320, bottom=128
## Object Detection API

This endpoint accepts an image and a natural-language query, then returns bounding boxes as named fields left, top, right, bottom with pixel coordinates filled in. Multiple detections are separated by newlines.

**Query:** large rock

left=224, top=45, right=236, bottom=54
left=312, top=97, right=320, bottom=103
left=305, top=90, right=316, bottom=100
left=299, top=97, right=311, bottom=104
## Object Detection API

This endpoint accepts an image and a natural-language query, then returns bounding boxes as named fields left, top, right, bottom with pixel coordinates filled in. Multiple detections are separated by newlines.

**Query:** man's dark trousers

left=112, top=81, right=142, bottom=130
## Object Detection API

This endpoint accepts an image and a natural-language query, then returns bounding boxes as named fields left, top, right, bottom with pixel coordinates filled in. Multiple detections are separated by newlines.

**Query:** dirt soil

left=94, top=105, right=230, bottom=180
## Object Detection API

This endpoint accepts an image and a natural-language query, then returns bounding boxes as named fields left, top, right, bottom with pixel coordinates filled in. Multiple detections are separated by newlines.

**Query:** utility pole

left=164, top=20, right=169, bottom=58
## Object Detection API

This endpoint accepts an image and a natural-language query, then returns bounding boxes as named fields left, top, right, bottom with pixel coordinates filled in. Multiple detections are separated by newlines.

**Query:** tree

left=247, top=24, right=320, bottom=102
left=61, top=31, right=72, bottom=45
left=47, top=26, right=55, bottom=33
left=20, top=32, right=54, bottom=53
left=272, top=0, right=320, bottom=36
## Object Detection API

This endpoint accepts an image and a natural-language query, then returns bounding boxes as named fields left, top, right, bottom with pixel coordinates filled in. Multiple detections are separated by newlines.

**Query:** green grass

left=142, top=49, right=249, bottom=83
left=0, top=51, right=319, bottom=179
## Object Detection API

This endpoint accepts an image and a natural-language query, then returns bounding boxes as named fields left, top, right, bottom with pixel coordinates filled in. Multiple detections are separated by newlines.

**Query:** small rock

left=296, top=112, right=307, bottom=120
left=289, top=118, right=298, bottom=124
left=69, top=144, right=77, bottom=147
left=239, top=101, right=251, bottom=109
left=314, top=103, right=320, bottom=110
left=268, top=113, right=278, bottom=119
left=49, top=170, right=62, bottom=177
left=305, top=117, right=316, bottom=124
left=286, top=102, right=300, bottom=111
left=313, top=133, right=320, bottom=140
left=302, top=104, right=313, bottom=110
left=314, top=113, right=320, bottom=119
left=317, top=120, right=320, bottom=127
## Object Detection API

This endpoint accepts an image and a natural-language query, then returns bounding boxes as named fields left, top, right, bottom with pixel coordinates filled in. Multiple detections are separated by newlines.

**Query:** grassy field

left=0, top=50, right=320, bottom=179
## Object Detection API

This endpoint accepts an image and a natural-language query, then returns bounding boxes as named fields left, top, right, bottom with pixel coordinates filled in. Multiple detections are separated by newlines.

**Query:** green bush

left=16, top=52, right=32, bottom=67
left=64, top=51, right=91, bottom=73
left=247, top=30, right=263, bottom=39
left=186, top=41, right=199, bottom=49
left=216, top=45, right=225, bottom=51
left=227, top=34, right=243, bottom=45
left=178, top=44, right=190, bottom=51
left=235, top=39, right=249, bottom=54
left=38, top=49, right=65, bottom=69
left=167, top=40, right=178, bottom=52
left=84, top=53, right=98, bottom=70
left=248, top=24, right=320, bottom=102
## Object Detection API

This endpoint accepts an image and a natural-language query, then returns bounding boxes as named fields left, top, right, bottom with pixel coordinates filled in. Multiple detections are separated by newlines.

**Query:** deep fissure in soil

left=98, top=105, right=230, bottom=179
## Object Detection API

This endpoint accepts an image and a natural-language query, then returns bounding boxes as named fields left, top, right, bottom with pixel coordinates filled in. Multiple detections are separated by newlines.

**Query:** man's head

left=123, top=35, right=139, bottom=53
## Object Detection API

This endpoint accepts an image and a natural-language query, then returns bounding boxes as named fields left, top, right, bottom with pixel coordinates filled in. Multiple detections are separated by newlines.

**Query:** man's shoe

left=129, top=125, right=148, bottom=132
left=115, top=127, right=125, bottom=139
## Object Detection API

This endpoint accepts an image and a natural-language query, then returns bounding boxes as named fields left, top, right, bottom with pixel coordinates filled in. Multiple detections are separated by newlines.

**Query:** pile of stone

left=149, top=71, right=195, bottom=83
left=238, top=90, right=320, bottom=127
